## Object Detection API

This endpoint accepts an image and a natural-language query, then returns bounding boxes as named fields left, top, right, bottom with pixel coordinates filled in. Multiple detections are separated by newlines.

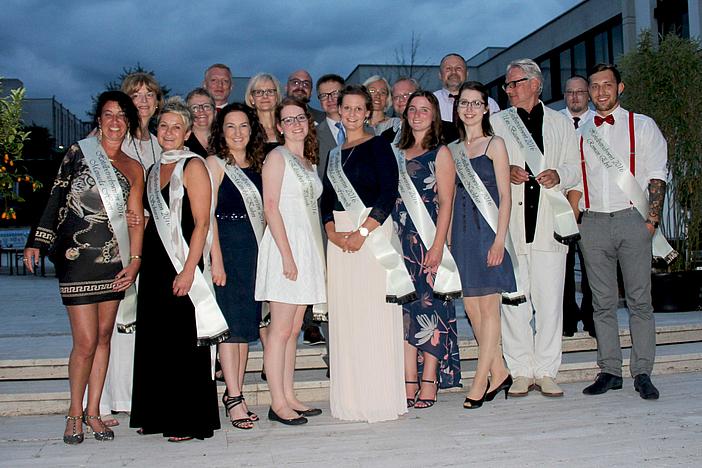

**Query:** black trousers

left=563, top=243, right=594, bottom=332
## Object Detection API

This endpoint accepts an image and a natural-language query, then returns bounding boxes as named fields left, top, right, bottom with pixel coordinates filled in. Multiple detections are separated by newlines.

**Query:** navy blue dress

left=452, top=151, right=517, bottom=297
left=214, top=168, right=263, bottom=343
left=391, top=148, right=462, bottom=389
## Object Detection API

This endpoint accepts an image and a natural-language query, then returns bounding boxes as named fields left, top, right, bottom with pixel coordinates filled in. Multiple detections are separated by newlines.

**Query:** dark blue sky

left=2, top=0, right=580, bottom=118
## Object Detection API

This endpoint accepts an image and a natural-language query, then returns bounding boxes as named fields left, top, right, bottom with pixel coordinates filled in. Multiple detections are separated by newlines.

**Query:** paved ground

left=1, top=372, right=701, bottom=467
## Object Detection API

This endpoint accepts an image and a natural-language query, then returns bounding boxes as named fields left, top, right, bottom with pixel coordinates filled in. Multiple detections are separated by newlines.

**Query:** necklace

left=131, top=134, right=157, bottom=167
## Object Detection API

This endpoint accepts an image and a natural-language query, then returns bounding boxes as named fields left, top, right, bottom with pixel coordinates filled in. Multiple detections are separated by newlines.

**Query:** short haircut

left=244, top=73, right=282, bottom=108
left=565, top=74, right=588, bottom=88
left=398, top=90, right=443, bottom=150
left=337, top=84, right=372, bottom=112
left=362, top=75, right=392, bottom=111
left=455, top=81, right=494, bottom=141
left=120, top=72, right=164, bottom=110
left=588, top=63, right=621, bottom=84
left=392, top=76, right=420, bottom=94
left=316, top=74, right=345, bottom=91
left=204, top=63, right=232, bottom=79
left=210, top=102, right=266, bottom=172
left=440, top=53, right=467, bottom=68
left=94, top=90, right=140, bottom=138
left=158, top=96, right=193, bottom=131
left=185, top=87, right=215, bottom=108
left=506, top=58, right=543, bottom=93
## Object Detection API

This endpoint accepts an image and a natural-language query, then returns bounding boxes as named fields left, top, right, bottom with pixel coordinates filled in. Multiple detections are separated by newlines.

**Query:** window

left=560, top=49, right=572, bottom=92
left=540, top=58, right=552, bottom=102
left=593, top=30, right=609, bottom=64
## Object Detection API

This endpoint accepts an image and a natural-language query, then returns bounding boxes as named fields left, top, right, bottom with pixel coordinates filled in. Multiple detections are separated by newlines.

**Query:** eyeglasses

left=280, top=113, right=308, bottom=126
left=502, top=77, right=529, bottom=91
left=564, top=90, right=588, bottom=96
left=318, top=90, right=340, bottom=101
left=457, top=100, right=485, bottom=109
left=368, top=88, right=389, bottom=96
left=251, top=88, right=277, bottom=97
left=189, top=103, right=214, bottom=113
left=288, top=79, right=312, bottom=89
left=392, top=93, right=412, bottom=102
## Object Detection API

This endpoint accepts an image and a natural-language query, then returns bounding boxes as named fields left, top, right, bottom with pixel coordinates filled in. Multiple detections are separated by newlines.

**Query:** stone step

left=2, top=323, right=701, bottom=381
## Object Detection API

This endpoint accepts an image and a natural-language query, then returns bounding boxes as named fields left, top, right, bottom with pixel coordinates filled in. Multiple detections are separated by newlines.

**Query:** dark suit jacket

left=316, top=118, right=337, bottom=178
left=310, top=106, right=325, bottom=125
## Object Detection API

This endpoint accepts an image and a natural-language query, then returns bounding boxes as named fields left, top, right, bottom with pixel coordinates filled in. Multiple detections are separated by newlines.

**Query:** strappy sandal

left=223, top=389, right=259, bottom=422
left=405, top=380, right=420, bottom=408
left=83, top=414, right=115, bottom=441
left=223, top=394, right=254, bottom=430
left=63, top=414, right=84, bottom=445
left=415, top=379, right=439, bottom=409
left=168, top=436, right=194, bottom=443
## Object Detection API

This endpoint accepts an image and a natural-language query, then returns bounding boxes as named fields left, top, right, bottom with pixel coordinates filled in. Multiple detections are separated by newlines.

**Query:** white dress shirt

left=434, top=88, right=500, bottom=122
left=580, top=105, right=668, bottom=213
left=326, top=116, right=342, bottom=142
left=560, top=107, right=595, bottom=136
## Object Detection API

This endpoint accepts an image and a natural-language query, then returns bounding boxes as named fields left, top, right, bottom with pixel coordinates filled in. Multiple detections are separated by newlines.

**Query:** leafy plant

left=619, top=31, right=702, bottom=271
left=0, top=81, right=42, bottom=221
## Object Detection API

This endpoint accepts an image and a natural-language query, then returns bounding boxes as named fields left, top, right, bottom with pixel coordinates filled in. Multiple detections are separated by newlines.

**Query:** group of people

left=23, top=52, right=670, bottom=444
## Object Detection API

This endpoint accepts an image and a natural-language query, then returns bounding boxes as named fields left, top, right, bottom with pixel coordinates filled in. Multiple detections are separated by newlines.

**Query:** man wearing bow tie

left=579, top=64, right=668, bottom=400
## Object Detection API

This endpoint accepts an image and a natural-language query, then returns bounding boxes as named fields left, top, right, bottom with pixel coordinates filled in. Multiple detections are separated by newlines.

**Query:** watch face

left=359, top=227, right=369, bottom=237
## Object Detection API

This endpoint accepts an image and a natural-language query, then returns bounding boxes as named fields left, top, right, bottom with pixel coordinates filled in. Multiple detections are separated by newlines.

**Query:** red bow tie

left=594, top=114, right=615, bottom=126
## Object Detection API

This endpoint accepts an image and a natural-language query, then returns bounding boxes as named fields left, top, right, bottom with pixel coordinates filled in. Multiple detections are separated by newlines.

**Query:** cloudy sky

left=3, top=0, right=580, bottom=119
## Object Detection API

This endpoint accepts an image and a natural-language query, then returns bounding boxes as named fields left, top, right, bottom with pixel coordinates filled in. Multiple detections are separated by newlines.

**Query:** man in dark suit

left=285, top=69, right=325, bottom=124
left=315, top=74, right=345, bottom=177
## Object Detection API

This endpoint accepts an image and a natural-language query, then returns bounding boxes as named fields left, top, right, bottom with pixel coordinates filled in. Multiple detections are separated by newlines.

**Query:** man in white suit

left=491, top=59, right=581, bottom=398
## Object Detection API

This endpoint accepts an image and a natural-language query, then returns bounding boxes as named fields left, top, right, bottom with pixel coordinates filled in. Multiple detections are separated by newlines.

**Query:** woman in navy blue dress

left=391, top=91, right=461, bottom=409
left=207, top=103, right=266, bottom=429
left=450, top=82, right=516, bottom=409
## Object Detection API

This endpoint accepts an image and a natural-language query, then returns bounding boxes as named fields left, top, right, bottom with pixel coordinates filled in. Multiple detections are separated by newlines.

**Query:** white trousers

left=501, top=246, right=566, bottom=379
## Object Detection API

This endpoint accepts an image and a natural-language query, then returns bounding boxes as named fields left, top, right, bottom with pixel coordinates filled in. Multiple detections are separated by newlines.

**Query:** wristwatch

left=358, top=227, right=370, bottom=237
left=645, top=219, right=660, bottom=229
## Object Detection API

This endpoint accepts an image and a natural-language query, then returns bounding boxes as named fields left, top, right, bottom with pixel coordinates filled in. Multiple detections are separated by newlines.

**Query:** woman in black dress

left=130, top=97, right=226, bottom=442
left=24, top=91, right=144, bottom=444
left=185, top=88, right=215, bottom=157
left=206, top=103, right=266, bottom=429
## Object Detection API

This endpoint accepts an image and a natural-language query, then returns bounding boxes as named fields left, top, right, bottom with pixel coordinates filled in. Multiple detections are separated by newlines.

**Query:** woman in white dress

left=255, top=97, right=326, bottom=425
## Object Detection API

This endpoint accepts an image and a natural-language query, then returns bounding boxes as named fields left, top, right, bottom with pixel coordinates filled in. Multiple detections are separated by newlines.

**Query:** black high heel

left=484, top=375, right=513, bottom=402
left=463, top=383, right=489, bottom=409
left=415, top=379, right=439, bottom=409
left=223, top=389, right=259, bottom=421
left=222, top=394, right=254, bottom=430
left=405, top=380, right=420, bottom=408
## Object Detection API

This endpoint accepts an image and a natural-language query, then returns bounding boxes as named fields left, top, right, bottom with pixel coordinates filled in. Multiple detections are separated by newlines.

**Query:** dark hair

left=336, top=84, right=372, bottom=112
left=398, top=91, right=443, bottom=150
left=455, top=81, right=494, bottom=141
left=275, top=97, right=319, bottom=164
left=566, top=74, right=588, bottom=86
left=588, top=63, right=621, bottom=84
left=440, top=53, right=466, bottom=68
left=209, top=103, right=266, bottom=172
left=94, top=90, right=139, bottom=137
left=316, top=74, right=345, bottom=91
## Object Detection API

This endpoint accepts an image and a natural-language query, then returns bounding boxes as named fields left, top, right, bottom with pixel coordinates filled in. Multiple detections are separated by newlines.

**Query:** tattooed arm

left=646, top=179, right=666, bottom=233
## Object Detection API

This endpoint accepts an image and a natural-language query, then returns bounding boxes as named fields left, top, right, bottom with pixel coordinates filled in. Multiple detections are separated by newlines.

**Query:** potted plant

left=619, top=31, right=702, bottom=311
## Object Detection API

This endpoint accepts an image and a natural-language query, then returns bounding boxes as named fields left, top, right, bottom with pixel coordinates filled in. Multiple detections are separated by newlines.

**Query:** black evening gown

left=130, top=162, right=221, bottom=439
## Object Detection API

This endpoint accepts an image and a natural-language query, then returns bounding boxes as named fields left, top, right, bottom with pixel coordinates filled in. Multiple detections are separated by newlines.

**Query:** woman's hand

left=22, top=247, right=41, bottom=274
left=125, top=209, right=144, bottom=228
left=173, top=269, right=195, bottom=296
left=345, top=230, right=366, bottom=253
left=211, top=260, right=227, bottom=287
left=282, top=254, right=298, bottom=281
left=113, top=261, right=140, bottom=292
left=424, top=244, right=444, bottom=270
left=328, top=231, right=351, bottom=250
left=487, top=239, right=505, bottom=267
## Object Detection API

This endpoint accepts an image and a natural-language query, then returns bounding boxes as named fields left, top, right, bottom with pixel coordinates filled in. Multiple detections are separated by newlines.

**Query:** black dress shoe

left=634, top=374, right=660, bottom=400
left=267, top=407, right=308, bottom=425
left=294, top=407, right=322, bottom=417
left=562, top=328, right=576, bottom=337
left=303, top=326, right=326, bottom=345
left=582, top=372, right=623, bottom=395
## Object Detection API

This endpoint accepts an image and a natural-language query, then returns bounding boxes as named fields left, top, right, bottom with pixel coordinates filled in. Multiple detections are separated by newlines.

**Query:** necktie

left=572, top=117, right=580, bottom=129
left=594, top=114, right=615, bottom=127
left=335, top=121, right=345, bottom=145
left=448, top=94, right=458, bottom=100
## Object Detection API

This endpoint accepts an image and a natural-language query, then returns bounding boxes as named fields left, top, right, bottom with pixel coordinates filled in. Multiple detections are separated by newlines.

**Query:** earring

left=98, top=126, right=103, bottom=140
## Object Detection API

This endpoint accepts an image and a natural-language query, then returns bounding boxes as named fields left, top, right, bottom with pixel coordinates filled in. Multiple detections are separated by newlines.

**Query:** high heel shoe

left=415, top=379, right=439, bottom=409
left=223, top=389, right=259, bottom=421
left=83, top=414, right=115, bottom=441
left=484, top=375, right=513, bottom=402
left=222, top=393, right=254, bottom=430
left=405, top=380, right=420, bottom=408
left=463, top=384, right=489, bottom=410
left=63, top=415, right=84, bottom=445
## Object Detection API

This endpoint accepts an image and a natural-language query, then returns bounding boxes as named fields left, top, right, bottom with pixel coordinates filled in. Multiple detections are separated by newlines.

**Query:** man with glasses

left=380, top=77, right=418, bottom=142
left=491, top=59, right=581, bottom=398
left=315, top=74, right=345, bottom=177
left=560, top=76, right=596, bottom=338
left=203, top=63, right=233, bottom=111
left=285, top=69, right=324, bottom=124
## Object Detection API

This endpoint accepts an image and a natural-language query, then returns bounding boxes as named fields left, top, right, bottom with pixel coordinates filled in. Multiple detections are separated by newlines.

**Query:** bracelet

left=129, top=255, right=142, bottom=261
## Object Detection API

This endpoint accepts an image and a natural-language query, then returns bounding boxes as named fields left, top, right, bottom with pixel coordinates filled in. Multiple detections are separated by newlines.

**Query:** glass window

left=594, top=30, right=609, bottom=64
left=611, top=23, right=623, bottom=63
left=573, top=41, right=587, bottom=78
left=540, top=58, right=552, bottom=102
left=560, top=49, right=572, bottom=92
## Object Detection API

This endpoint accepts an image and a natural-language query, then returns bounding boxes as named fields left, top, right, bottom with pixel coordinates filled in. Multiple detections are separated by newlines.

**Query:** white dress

left=255, top=151, right=326, bottom=305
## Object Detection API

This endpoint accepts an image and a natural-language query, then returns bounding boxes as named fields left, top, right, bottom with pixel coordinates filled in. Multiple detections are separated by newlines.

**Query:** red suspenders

left=580, top=111, right=635, bottom=210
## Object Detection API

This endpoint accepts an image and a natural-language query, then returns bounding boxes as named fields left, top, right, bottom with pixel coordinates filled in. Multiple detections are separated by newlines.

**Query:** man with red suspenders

left=579, top=64, right=668, bottom=400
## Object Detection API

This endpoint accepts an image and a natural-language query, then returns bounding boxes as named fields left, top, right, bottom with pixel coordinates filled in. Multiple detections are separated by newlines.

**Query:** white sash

left=499, top=108, right=580, bottom=244
left=147, top=150, right=229, bottom=345
left=391, top=144, right=462, bottom=300
left=79, top=137, right=138, bottom=331
left=278, top=147, right=328, bottom=320
left=448, top=141, right=526, bottom=305
left=327, top=144, right=416, bottom=304
left=580, top=121, right=678, bottom=263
